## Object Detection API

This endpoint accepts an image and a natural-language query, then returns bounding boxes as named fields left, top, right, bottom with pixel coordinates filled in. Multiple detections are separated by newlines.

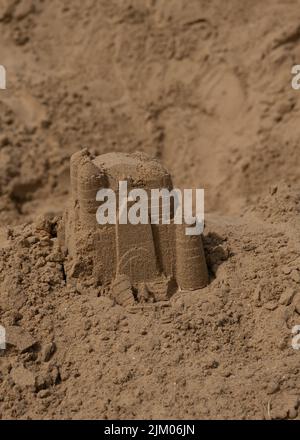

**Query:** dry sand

left=1, top=0, right=300, bottom=419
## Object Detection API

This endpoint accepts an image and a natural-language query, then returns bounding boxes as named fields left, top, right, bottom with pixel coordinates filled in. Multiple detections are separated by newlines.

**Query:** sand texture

left=1, top=0, right=300, bottom=420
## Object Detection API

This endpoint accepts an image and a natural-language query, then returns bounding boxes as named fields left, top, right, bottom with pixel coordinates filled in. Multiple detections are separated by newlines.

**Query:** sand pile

left=1, top=185, right=300, bottom=419
left=1, top=0, right=300, bottom=419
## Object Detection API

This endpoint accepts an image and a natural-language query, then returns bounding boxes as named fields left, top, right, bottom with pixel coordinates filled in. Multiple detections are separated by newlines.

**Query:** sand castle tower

left=61, top=149, right=208, bottom=304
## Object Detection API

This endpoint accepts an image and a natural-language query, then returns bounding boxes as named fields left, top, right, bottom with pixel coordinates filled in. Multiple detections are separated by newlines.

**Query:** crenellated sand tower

left=60, top=149, right=208, bottom=304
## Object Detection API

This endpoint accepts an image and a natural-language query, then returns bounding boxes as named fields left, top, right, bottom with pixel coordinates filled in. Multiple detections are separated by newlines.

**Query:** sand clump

left=1, top=0, right=300, bottom=420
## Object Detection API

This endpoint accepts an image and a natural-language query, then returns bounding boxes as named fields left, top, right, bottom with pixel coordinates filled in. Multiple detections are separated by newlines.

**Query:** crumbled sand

left=1, top=0, right=300, bottom=420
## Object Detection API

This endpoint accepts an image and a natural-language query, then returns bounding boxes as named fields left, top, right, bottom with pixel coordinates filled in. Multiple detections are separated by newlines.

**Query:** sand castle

left=60, top=149, right=208, bottom=304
